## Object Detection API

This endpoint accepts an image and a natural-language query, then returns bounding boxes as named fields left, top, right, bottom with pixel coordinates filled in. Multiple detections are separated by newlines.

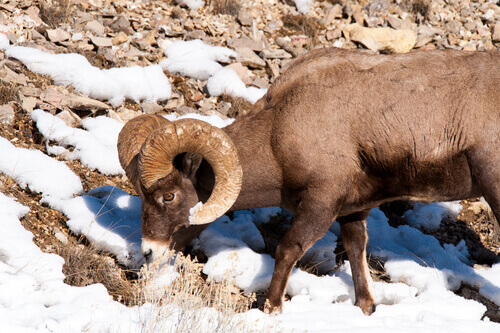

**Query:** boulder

left=343, top=23, right=417, bottom=53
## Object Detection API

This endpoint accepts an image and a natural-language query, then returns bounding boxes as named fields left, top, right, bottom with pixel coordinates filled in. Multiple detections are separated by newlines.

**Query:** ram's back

left=264, top=48, right=499, bottom=209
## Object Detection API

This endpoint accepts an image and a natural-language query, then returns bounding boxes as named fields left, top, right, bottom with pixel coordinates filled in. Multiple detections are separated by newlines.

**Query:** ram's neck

left=196, top=100, right=282, bottom=211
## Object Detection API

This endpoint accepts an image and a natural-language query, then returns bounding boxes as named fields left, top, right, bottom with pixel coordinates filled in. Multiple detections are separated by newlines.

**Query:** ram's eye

left=163, top=193, right=175, bottom=202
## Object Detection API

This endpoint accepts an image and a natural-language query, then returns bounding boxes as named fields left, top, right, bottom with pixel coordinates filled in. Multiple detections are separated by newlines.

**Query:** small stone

left=463, top=43, right=477, bottom=51
left=31, top=29, right=45, bottom=41
left=365, top=16, right=384, bottom=28
left=236, top=47, right=266, bottom=68
left=85, top=20, right=106, bottom=36
left=226, top=62, right=255, bottom=85
left=0, top=104, right=14, bottom=125
left=352, top=9, right=366, bottom=25
left=266, top=60, right=281, bottom=78
left=19, top=86, right=41, bottom=97
left=109, top=16, right=132, bottom=34
left=56, top=109, right=81, bottom=127
left=260, top=49, right=292, bottom=59
left=237, top=10, right=254, bottom=26
left=252, top=77, right=269, bottom=89
left=22, top=97, right=37, bottom=113
left=492, top=23, right=500, bottom=43
left=176, top=105, right=198, bottom=115
left=445, top=20, right=461, bottom=35
left=326, top=29, right=342, bottom=41
left=464, top=21, right=477, bottom=33
left=61, top=94, right=109, bottom=112
left=228, top=35, right=265, bottom=52
left=53, top=227, right=68, bottom=245
left=165, top=98, right=183, bottom=110
left=387, top=16, right=411, bottom=30
left=25, top=6, right=44, bottom=26
left=72, top=32, right=83, bottom=42
left=217, top=101, right=231, bottom=116
left=141, top=102, right=163, bottom=114
left=90, top=36, right=113, bottom=47
left=7, top=33, right=16, bottom=44
left=323, top=4, right=343, bottom=25
left=115, top=106, right=141, bottom=122
left=47, top=28, right=70, bottom=43
left=142, top=30, right=157, bottom=46
left=0, top=66, right=27, bottom=85
left=112, top=31, right=128, bottom=45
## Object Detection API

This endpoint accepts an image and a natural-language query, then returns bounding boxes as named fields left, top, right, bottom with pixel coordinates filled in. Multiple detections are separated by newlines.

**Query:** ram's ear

left=180, top=152, right=204, bottom=182
left=124, top=155, right=142, bottom=193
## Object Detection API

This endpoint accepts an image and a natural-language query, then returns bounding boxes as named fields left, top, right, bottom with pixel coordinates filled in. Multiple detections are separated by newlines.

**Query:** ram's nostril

left=143, top=249, right=153, bottom=263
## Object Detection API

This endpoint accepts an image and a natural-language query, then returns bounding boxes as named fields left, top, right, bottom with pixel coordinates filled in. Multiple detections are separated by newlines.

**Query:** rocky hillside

left=1, top=0, right=499, bottom=125
left=0, top=0, right=499, bottom=320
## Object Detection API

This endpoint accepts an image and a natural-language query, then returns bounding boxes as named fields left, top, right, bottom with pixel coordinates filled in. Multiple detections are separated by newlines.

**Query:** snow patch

left=0, top=136, right=82, bottom=200
left=5, top=46, right=171, bottom=106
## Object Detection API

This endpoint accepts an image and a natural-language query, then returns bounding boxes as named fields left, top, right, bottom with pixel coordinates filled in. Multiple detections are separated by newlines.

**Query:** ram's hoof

left=357, top=299, right=376, bottom=315
left=260, top=299, right=283, bottom=315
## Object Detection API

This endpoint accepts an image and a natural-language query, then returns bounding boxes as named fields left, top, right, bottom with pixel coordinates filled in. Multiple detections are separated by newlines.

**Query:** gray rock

left=176, top=105, right=198, bottom=115
left=22, top=97, right=37, bottom=113
left=141, top=102, right=163, bottom=114
left=463, top=21, right=477, bottom=33
left=265, top=60, right=281, bottom=78
left=55, top=109, right=82, bottom=127
left=226, top=62, right=254, bottom=85
left=0, top=66, right=27, bottom=85
left=109, top=15, right=132, bottom=34
left=275, top=37, right=298, bottom=57
left=47, top=28, right=71, bottom=43
left=260, top=49, right=292, bottom=60
left=0, top=104, right=14, bottom=125
left=492, top=23, right=500, bottom=43
left=237, top=10, right=253, bottom=26
left=343, top=23, right=417, bottom=53
left=85, top=20, right=106, bottom=36
left=90, top=36, right=113, bottom=47
left=228, top=35, right=265, bottom=52
left=252, top=77, right=269, bottom=89
left=236, top=47, right=266, bottom=68
left=445, top=20, right=461, bottom=35
left=322, top=4, right=343, bottom=25
left=61, top=94, right=109, bottom=112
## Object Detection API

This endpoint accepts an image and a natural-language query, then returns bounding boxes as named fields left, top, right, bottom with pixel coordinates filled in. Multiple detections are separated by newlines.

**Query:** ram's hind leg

left=338, top=210, right=376, bottom=315
left=468, top=146, right=500, bottom=227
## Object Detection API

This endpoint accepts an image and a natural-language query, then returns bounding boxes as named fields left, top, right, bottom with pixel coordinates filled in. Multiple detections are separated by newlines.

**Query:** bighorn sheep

left=118, top=48, right=499, bottom=315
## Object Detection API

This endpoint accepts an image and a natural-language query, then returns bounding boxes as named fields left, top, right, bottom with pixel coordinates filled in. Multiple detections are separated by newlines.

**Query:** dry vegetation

left=39, top=0, right=74, bottom=28
left=209, top=0, right=242, bottom=16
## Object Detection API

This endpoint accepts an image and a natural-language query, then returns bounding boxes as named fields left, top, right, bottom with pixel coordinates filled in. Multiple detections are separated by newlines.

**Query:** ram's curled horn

left=117, top=114, right=171, bottom=187
left=139, top=118, right=243, bottom=225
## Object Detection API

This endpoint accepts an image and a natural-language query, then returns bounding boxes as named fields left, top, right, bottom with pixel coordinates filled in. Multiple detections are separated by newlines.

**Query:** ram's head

left=117, top=114, right=242, bottom=263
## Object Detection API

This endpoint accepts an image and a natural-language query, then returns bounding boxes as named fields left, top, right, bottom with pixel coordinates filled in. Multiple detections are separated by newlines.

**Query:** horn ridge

left=138, top=118, right=243, bottom=224
left=117, top=114, right=171, bottom=187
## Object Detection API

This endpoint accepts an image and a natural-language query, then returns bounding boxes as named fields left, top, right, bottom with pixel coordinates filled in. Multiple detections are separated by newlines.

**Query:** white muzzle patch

left=141, top=239, right=170, bottom=264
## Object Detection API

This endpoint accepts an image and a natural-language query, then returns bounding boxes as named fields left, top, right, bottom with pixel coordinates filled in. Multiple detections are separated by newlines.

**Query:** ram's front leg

left=264, top=188, right=339, bottom=314
left=338, top=210, right=376, bottom=315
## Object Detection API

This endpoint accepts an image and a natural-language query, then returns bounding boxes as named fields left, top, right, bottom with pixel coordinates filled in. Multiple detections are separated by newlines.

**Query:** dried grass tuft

left=55, top=240, right=139, bottom=305
left=210, top=0, right=242, bottom=16
left=137, top=251, right=259, bottom=332
left=0, top=81, right=19, bottom=105
left=403, top=0, right=432, bottom=22
left=39, top=0, right=74, bottom=28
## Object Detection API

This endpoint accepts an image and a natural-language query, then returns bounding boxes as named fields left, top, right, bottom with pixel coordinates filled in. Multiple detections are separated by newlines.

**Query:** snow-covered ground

left=1, top=33, right=500, bottom=332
